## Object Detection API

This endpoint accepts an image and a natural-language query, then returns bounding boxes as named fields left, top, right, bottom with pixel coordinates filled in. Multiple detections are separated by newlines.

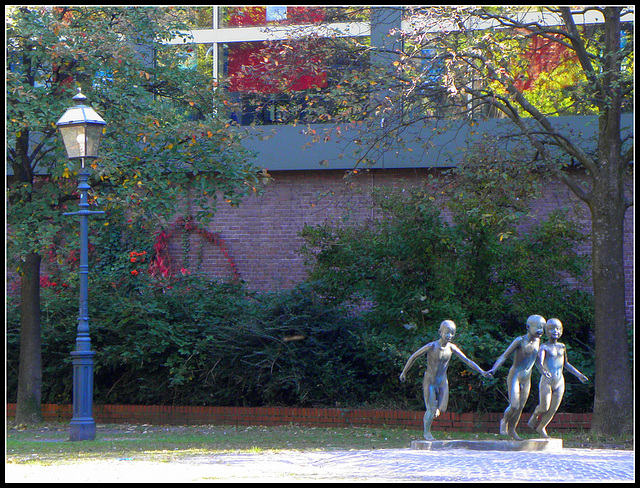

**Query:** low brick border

left=6, top=404, right=591, bottom=433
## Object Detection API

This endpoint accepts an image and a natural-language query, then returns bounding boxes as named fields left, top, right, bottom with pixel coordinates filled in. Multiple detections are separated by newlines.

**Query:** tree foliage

left=6, top=6, right=269, bottom=423
left=7, top=6, right=267, bottom=263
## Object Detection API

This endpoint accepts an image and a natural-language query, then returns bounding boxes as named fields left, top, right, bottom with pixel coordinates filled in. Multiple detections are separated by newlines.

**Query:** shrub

left=6, top=182, right=596, bottom=412
left=7, top=276, right=380, bottom=408
left=300, top=184, right=595, bottom=412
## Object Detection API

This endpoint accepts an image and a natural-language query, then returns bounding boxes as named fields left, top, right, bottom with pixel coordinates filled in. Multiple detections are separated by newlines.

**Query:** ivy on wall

left=149, top=216, right=240, bottom=281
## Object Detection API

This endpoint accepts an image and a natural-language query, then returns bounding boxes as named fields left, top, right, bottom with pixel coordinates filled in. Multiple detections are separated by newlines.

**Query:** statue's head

left=544, top=318, right=563, bottom=338
left=439, top=320, right=456, bottom=342
left=526, top=314, right=546, bottom=336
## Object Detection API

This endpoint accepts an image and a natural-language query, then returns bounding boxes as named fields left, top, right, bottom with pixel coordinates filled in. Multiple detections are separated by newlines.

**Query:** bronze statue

left=527, top=318, right=589, bottom=438
left=400, top=320, right=492, bottom=441
left=489, top=315, right=546, bottom=440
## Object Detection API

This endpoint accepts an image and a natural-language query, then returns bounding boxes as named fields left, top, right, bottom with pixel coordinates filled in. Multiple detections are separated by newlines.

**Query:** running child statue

left=399, top=320, right=492, bottom=441
left=489, top=314, right=546, bottom=440
left=527, top=318, right=589, bottom=438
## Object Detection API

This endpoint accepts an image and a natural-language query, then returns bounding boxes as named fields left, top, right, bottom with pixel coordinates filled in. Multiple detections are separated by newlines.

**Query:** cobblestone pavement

left=6, top=447, right=634, bottom=482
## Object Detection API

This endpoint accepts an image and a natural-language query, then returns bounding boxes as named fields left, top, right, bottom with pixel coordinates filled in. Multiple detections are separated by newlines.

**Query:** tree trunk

left=588, top=175, right=633, bottom=437
left=15, top=252, right=43, bottom=425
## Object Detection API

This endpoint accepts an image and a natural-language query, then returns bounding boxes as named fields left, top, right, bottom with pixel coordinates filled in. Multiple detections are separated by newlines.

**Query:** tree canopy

left=6, top=6, right=269, bottom=423
left=7, top=6, right=268, bottom=268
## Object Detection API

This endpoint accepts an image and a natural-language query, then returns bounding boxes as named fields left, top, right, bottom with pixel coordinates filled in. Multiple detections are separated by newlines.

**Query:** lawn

left=6, top=421, right=632, bottom=465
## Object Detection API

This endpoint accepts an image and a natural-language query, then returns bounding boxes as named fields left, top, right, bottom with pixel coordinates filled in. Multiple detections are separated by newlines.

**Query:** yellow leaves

left=91, top=162, right=99, bottom=170
left=166, top=143, right=174, bottom=150
left=62, top=167, right=71, bottom=178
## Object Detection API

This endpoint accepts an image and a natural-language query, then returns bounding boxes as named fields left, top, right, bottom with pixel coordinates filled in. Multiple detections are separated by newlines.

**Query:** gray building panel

left=241, top=113, right=633, bottom=171
left=9, top=114, right=632, bottom=176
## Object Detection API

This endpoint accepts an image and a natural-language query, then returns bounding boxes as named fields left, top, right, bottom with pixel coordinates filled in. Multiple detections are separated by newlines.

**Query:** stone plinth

left=411, top=438, right=563, bottom=452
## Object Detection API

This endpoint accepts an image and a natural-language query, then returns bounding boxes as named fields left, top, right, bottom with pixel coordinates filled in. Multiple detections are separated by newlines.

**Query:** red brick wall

left=6, top=167, right=634, bottom=322
left=173, top=168, right=633, bottom=322
left=6, top=403, right=591, bottom=433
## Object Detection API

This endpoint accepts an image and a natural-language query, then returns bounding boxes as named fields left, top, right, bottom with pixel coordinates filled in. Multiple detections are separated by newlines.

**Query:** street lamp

left=56, top=88, right=106, bottom=441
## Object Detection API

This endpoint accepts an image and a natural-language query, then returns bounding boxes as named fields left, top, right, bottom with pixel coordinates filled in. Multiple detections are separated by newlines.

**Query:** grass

left=6, top=421, right=633, bottom=466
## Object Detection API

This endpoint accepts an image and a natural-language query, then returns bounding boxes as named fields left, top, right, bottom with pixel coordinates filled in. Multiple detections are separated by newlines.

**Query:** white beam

left=167, top=22, right=370, bottom=45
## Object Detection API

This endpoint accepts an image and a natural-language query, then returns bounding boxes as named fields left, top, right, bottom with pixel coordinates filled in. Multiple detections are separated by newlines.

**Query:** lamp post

left=56, top=88, right=106, bottom=441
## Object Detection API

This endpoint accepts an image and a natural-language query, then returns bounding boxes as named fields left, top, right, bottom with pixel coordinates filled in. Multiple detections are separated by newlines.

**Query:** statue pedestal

left=411, top=438, right=562, bottom=452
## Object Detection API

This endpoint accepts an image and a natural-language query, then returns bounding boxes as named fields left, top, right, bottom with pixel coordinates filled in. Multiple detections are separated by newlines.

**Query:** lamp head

left=56, top=88, right=106, bottom=162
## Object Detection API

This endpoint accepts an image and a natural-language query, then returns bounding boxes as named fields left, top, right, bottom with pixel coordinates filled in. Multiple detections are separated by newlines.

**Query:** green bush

left=6, top=276, right=381, bottom=408
left=300, top=185, right=596, bottom=412
left=6, top=182, right=596, bottom=413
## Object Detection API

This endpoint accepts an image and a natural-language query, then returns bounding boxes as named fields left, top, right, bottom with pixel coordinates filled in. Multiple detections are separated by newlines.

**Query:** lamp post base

left=69, top=419, right=96, bottom=441
left=69, top=349, right=96, bottom=441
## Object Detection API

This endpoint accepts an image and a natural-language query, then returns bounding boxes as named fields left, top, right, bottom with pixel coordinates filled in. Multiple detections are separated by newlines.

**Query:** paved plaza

left=6, top=447, right=634, bottom=482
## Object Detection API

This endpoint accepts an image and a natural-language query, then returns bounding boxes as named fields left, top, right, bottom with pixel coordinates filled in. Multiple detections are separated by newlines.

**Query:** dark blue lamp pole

left=56, top=88, right=106, bottom=441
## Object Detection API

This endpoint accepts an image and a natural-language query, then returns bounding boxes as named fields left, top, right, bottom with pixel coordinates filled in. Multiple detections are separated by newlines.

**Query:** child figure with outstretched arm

left=489, top=314, right=546, bottom=440
left=527, top=318, right=589, bottom=438
left=400, top=320, right=492, bottom=441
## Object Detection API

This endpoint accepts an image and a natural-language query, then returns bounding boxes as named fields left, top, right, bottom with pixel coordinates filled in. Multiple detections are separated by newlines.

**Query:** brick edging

left=6, top=404, right=592, bottom=432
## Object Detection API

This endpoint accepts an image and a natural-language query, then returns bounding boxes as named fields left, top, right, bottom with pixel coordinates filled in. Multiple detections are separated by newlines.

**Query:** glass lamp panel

left=59, top=124, right=85, bottom=159
left=58, top=123, right=104, bottom=159
left=84, top=124, right=104, bottom=158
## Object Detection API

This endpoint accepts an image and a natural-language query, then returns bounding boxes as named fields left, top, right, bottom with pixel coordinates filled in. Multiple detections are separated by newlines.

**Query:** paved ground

left=6, top=447, right=634, bottom=482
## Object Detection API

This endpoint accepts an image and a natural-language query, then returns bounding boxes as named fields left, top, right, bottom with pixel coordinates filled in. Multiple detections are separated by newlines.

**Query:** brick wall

left=172, top=168, right=634, bottom=322
left=6, top=167, right=634, bottom=321
left=6, top=403, right=592, bottom=433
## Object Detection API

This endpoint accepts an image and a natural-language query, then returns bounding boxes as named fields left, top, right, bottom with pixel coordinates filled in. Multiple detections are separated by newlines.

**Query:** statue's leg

left=422, top=385, right=437, bottom=441
left=438, top=380, right=449, bottom=414
left=507, top=378, right=531, bottom=440
left=536, top=381, right=564, bottom=438
left=502, top=374, right=519, bottom=437
left=528, top=377, right=551, bottom=430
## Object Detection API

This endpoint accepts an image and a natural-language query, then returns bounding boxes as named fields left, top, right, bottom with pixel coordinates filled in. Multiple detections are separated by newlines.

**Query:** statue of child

left=400, top=320, right=492, bottom=441
left=527, top=318, right=589, bottom=438
left=489, top=314, right=546, bottom=440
